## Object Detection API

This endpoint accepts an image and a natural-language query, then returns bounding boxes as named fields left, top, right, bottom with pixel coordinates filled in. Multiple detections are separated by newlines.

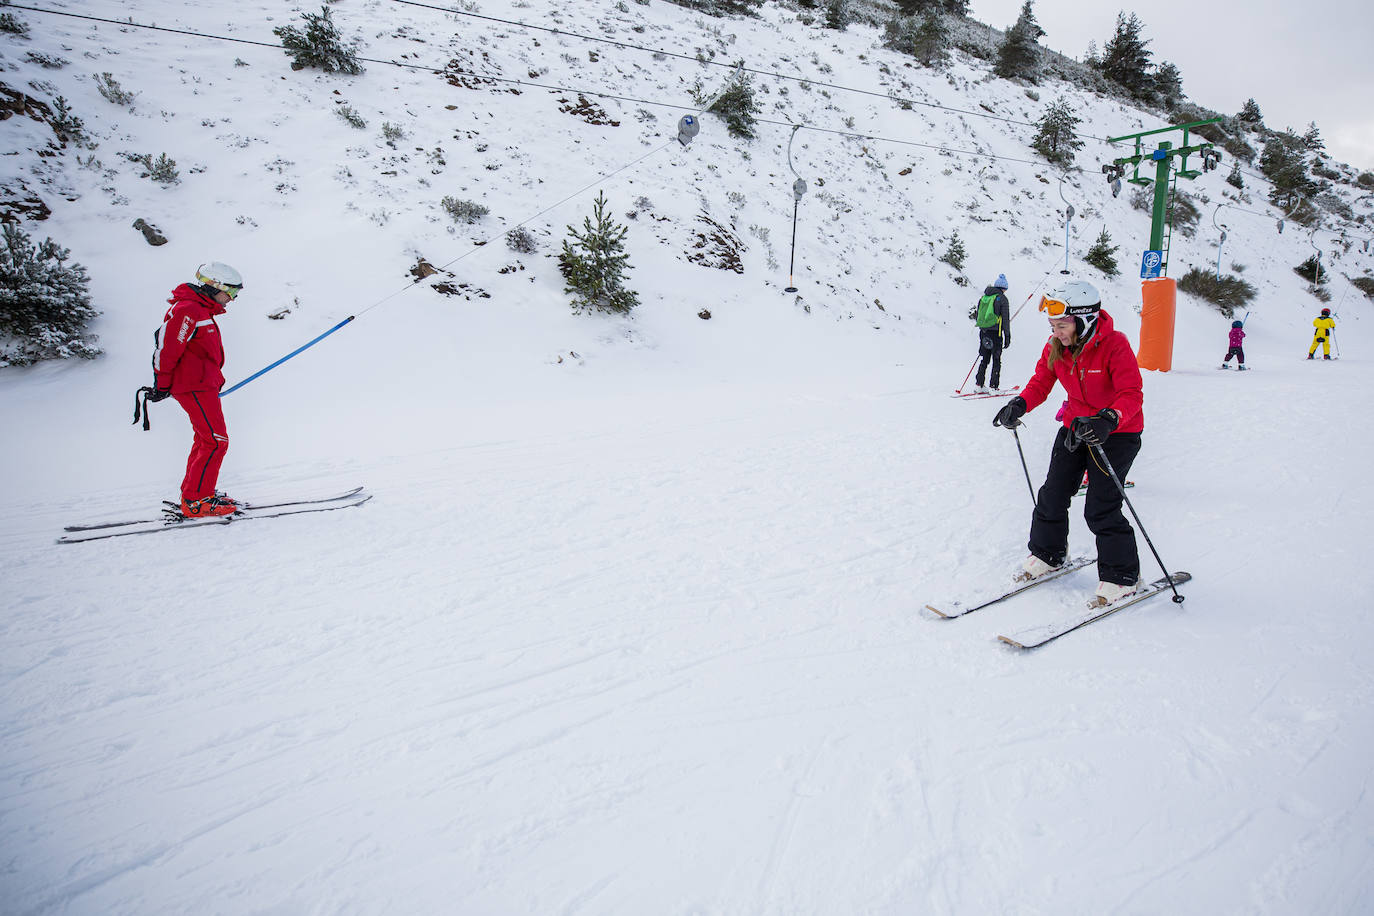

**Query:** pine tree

left=885, top=12, right=951, bottom=68
left=0, top=223, right=101, bottom=366
left=1031, top=99, right=1084, bottom=166
left=663, top=0, right=765, bottom=15
left=704, top=71, right=759, bottom=140
left=1153, top=61, right=1183, bottom=108
left=1237, top=98, right=1263, bottom=126
left=1225, top=161, right=1244, bottom=190
left=558, top=192, right=640, bottom=314
left=1259, top=131, right=1316, bottom=207
left=1098, top=12, right=1153, bottom=96
left=994, top=1, right=1045, bottom=81
left=823, top=0, right=852, bottom=31
left=939, top=231, right=967, bottom=271
left=272, top=5, right=364, bottom=75
left=1302, top=121, right=1325, bottom=152
left=1084, top=228, right=1120, bottom=277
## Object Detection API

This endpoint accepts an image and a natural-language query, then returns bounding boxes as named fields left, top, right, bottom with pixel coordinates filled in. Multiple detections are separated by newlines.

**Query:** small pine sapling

left=939, top=231, right=967, bottom=272
left=1083, top=228, right=1120, bottom=277
left=558, top=192, right=640, bottom=314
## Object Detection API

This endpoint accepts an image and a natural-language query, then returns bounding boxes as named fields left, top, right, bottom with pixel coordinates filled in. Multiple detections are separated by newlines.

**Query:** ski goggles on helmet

left=1039, top=295, right=1096, bottom=319
left=1039, top=295, right=1071, bottom=317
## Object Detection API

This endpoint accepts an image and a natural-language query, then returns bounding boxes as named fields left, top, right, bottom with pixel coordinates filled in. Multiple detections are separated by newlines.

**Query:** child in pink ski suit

left=1222, top=320, right=1246, bottom=369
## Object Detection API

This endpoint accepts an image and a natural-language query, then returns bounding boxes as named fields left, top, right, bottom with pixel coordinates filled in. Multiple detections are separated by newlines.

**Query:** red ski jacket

left=153, top=284, right=227, bottom=394
left=1019, top=309, right=1144, bottom=434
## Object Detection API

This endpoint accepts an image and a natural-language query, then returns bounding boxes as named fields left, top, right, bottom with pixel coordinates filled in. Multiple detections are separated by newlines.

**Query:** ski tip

left=997, top=635, right=1029, bottom=650
left=925, top=604, right=958, bottom=619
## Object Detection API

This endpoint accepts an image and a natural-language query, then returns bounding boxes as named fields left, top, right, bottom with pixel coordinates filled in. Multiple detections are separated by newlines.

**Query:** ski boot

left=1088, top=579, right=1140, bottom=609
left=1014, top=554, right=1062, bottom=584
left=181, top=495, right=238, bottom=518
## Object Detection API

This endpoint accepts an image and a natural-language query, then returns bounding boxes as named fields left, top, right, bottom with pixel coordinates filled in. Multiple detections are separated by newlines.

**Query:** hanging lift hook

left=1057, top=176, right=1076, bottom=275
left=1306, top=224, right=1327, bottom=285
left=1276, top=195, right=1303, bottom=235
left=783, top=124, right=809, bottom=294
left=1212, top=204, right=1230, bottom=280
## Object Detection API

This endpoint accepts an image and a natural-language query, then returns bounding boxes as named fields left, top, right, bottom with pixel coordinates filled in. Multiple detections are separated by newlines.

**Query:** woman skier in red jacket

left=148, top=262, right=243, bottom=518
left=992, top=279, right=1145, bottom=608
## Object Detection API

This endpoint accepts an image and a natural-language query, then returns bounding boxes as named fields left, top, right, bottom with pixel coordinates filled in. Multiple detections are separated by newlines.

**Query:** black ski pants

left=1028, top=426, right=1142, bottom=586
left=975, top=328, right=1003, bottom=388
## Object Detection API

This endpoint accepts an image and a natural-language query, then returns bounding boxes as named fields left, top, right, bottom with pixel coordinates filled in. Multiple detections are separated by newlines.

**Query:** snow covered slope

left=2, top=2, right=1372, bottom=913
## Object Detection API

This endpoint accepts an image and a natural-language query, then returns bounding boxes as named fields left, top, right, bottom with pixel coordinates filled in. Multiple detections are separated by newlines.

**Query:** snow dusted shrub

left=25, top=51, right=66, bottom=69
left=506, top=227, right=537, bottom=254
left=1292, top=254, right=1326, bottom=285
left=273, top=5, right=364, bottom=75
left=558, top=192, right=639, bottom=315
left=0, top=11, right=30, bottom=36
left=1349, top=275, right=1374, bottom=300
left=441, top=197, right=488, bottom=224
left=1083, top=228, right=1120, bottom=277
left=335, top=104, right=367, bottom=129
left=0, top=223, right=101, bottom=367
left=1176, top=267, right=1256, bottom=319
left=122, top=152, right=180, bottom=185
left=94, top=73, right=135, bottom=106
left=380, top=121, right=405, bottom=146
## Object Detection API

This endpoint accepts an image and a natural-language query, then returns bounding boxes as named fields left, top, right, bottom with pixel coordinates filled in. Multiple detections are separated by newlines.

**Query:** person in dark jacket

left=992, top=279, right=1144, bottom=608
left=972, top=273, right=1011, bottom=391
left=149, top=262, right=244, bottom=518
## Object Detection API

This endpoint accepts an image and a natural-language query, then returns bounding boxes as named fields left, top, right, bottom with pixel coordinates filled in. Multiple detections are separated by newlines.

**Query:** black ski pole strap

left=133, top=386, right=153, bottom=431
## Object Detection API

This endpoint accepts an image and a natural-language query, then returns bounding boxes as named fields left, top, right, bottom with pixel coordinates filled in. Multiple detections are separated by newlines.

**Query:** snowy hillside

left=2, top=1, right=1373, bottom=913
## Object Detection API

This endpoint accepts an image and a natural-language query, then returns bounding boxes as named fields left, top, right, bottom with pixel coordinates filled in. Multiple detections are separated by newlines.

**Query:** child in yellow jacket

left=1308, top=308, right=1335, bottom=359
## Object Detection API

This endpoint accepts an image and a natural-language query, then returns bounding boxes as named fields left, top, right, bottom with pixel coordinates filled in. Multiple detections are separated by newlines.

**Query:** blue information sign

left=1140, top=250, right=1163, bottom=279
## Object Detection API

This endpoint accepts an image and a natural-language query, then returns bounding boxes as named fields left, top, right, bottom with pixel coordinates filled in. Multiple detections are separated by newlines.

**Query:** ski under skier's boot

left=181, top=495, right=238, bottom=518
left=1088, top=578, right=1140, bottom=609
left=1307, top=354, right=1315, bottom=359
left=1014, top=554, right=1062, bottom=584
left=1237, top=365, right=1248, bottom=371
left=1324, top=354, right=1331, bottom=360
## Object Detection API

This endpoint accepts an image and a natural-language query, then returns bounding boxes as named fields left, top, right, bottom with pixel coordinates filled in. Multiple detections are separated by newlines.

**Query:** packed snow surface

left=2, top=1, right=1372, bottom=913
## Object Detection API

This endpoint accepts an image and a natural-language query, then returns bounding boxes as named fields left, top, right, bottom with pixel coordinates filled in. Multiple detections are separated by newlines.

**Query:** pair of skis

left=925, top=557, right=1191, bottom=649
left=951, top=385, right=1020, bottom=400
left=57, top=486, right=370, bottom=544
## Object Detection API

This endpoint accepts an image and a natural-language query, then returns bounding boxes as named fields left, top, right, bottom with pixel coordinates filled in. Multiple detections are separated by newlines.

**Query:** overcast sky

left=971, top=0, right=1374, bottom=173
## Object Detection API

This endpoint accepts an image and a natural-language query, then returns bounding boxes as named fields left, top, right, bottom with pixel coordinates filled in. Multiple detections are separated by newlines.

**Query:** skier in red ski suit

left=149, top=262, right=244, bottom=517
left=992, top=279, right=1145, bottom=608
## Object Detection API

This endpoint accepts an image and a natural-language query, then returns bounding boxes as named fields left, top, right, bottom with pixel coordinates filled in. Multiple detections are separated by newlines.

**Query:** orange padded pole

left=1137, top=277, right=1176, bottom=372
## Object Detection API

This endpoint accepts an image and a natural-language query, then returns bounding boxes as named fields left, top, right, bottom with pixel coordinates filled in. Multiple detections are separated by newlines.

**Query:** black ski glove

left=993, top=396, right=1027, bottom=429
left=1071, top=409, right=1119, bottom=446
left=1002, top=336, right=1011, bottom=350
left=147, top=386, right=172, bottom=403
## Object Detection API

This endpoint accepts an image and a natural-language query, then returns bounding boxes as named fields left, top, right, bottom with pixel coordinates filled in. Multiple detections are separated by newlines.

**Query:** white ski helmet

left=1041, top=278, right=1101, bottom=338
left=196, top=261, right=244, bottom=298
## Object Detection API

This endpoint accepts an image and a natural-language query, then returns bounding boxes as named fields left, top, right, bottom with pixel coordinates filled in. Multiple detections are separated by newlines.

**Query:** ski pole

left=1010, top=425, right=1037, bottom=506
left=955, top=354, right=979, bottom=394
left=1090, top=441, right=1185, bottom=604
